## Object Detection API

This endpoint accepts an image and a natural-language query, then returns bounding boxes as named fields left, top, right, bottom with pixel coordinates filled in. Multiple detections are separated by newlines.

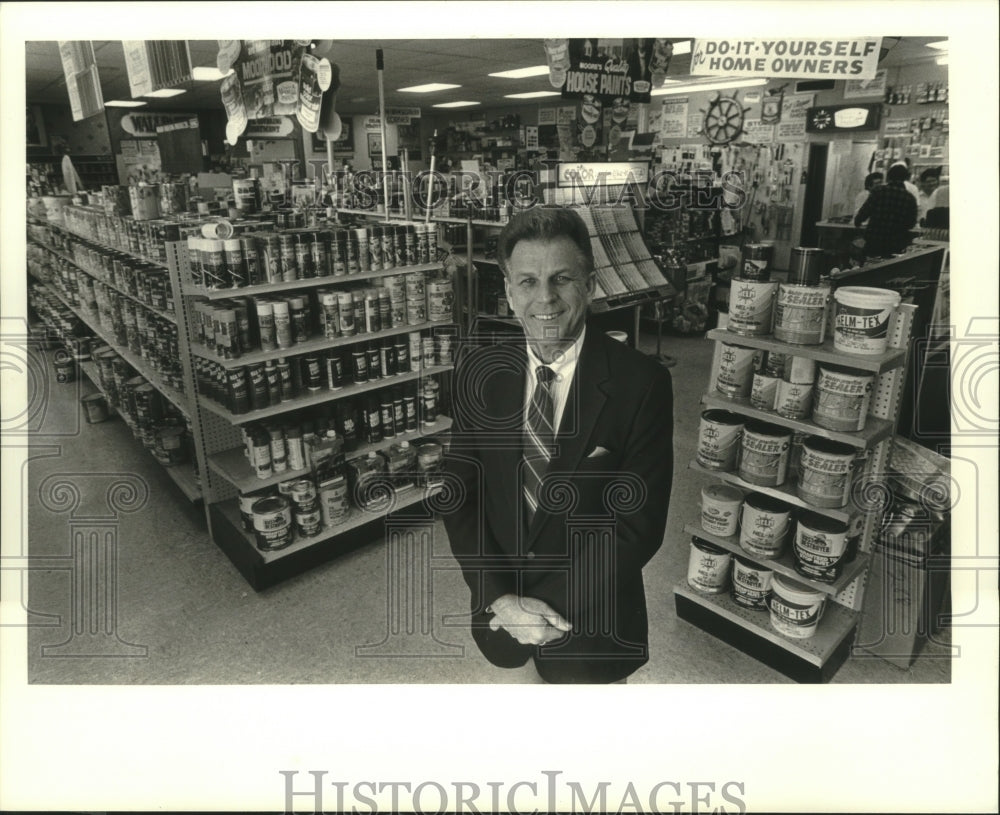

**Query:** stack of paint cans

left=727, top=242, right=777, bottom=337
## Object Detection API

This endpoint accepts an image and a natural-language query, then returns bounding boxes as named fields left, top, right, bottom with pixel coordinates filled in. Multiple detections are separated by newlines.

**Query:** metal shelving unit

left=675, top=304, right=917, bottom=682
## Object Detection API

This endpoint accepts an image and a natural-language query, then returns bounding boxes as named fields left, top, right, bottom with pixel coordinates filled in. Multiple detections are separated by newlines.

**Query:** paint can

left=768, top=575, right=826, bottom=639
left=832, top=286, right=901, bottom=355
left=54, top=354, right=77, bottom=383
left=696, top=410, right=744, bottom=472
left=774, top=379, right=813, bottom=420
left=318, top=475, right=350, bottom=527
left=700, top=484, right=743, bottom=537
left=81, top=393, right=109, bottom=423
left=773, top=283, right=830, bottom=345
left=714, top=342, right=757, bottom=399
left=427, top=279, right=454, bottom=322
left=731, top=556, right=773, bottom=610
left=251, top=496, right=293, bottom=551
left=787, top=247, right=826, bottom=286
left=727, top=279, right=777, bottom=337
left=797, top=437, right=856, bottom=509
left=686, top=537, right=732, bottom=595
left=739, top=493, right=793, bottom=558
left=738, top=420, right=791, bottom=487
left=738, top=243, right=772, bottom=281
left=813, top=365, right=875, bottom=431
left=793, top=511, right=851, bottom=583
left=750, top=373, right=779, bottom=411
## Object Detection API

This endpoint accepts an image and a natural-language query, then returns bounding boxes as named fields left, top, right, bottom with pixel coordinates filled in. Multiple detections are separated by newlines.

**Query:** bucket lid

left=796, top=510, right=849, bottom=535
left=771, top=573, right=825, bottom=603
left=834, top=286, right=902, bottom=307
left=743, top=492, right=791, bottom=513
left=702, top=409, right=744, bottom=425
left=704, top=484, right=744, bottom=503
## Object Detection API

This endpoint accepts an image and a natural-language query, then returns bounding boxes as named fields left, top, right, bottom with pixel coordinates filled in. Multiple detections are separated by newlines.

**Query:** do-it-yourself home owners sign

left=691, top=37, right=882, bottom=79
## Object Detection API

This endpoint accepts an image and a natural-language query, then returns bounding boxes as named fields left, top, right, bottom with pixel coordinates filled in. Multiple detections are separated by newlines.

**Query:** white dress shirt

left=524, top=327, right=586, bottom=435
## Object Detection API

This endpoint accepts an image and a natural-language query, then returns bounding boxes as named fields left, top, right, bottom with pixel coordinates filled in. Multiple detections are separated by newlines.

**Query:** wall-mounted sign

left=882, top=118, right=912, bottom=137
left=244, top=116, right=295, bottom=139
left=843, top=69, right=888, bottom=99
left=556, top=161, right=649, bottom=187
left=806, top=103, right=882, bottom=133
left=385, top=106, right=421, bottom=119
left=120, top=112, right=199, bottom=138
left=691, top=37, right=882, bottom=80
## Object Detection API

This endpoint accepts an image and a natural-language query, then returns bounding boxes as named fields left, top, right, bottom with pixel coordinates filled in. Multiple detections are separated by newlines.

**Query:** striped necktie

left=523, top=364, right=556, bottom=525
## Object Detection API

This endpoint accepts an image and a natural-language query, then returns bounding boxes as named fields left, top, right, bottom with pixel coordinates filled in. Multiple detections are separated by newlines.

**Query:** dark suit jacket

left=442, top=326, right=674, bottom=682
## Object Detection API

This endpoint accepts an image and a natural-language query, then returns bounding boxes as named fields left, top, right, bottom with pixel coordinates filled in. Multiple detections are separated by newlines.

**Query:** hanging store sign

left=561, top=38, right=654, bottom=104
left=385, top=106, right=421, bottom=119
left=556, top=161, right=649, bottom=187
left=691, top=37, right=882, bottom=80
left=58, top=41, right=105, bottom=121
left=122, top=40, right=193, bottom=97
left=805, top=103, right=882, bottom=133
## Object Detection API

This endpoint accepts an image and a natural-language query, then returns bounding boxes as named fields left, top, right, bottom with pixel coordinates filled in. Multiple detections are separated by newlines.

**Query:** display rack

left=27, top=264, right=201, bottom=503
left=674, top=301, right=917, bottom=683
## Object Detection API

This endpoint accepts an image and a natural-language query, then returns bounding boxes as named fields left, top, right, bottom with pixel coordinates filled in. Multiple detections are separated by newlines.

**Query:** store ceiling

left=25, top=36, right=945, bottom=115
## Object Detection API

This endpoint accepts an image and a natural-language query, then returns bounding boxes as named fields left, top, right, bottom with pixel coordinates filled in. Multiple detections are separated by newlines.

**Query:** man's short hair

left=864, top=172, right=884, bottom=190
left=496, top=206, right=595, bottom=278
left=886, top=164, right=910, bottom=184
left=919, top=166, right=942, bottom=183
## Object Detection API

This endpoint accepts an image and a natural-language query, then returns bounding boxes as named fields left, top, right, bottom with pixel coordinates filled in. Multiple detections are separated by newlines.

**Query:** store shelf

left=681, top=523, right=869, bottom=597
left=705, top=329, right=907, bottom=374
left=77, top=346, right=201, bottom=502
left=182, top=263, right=442, bottom=300
left=208, top=416, right=453, bottom=493
left=673, top=583, right=859, bottom=683
left=41, top=219, right=169, bottom=270
left=191, top=320, right=449, bottom=369
left=688, top=460, right=858, bottom=524
left=29, top=237, right=178, bottom=325
left=472, top=254, right=500, bottom=265
left=700, top=392, right=894, bottom=450
left=215, top=483, right=443, bottom=565
left=198, top=364, right=454, bottom=424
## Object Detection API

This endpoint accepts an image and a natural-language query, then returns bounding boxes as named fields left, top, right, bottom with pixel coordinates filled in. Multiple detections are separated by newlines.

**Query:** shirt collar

left=526, top=326, right=586, bottom=382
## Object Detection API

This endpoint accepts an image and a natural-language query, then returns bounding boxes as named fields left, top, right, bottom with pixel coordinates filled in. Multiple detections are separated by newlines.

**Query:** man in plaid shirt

left=854, top=163, right=918, bottom=257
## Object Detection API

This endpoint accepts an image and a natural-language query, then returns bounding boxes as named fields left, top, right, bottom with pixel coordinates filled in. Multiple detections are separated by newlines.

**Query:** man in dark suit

left=442, top=206, right=674, bottom=683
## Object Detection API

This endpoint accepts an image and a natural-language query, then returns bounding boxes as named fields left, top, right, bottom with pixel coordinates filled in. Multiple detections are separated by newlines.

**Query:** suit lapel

left=525, top=327, right=610, bottom=550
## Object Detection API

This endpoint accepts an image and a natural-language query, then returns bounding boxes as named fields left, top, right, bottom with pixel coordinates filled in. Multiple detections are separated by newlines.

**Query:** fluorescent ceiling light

left=144, top=88, right=187, bottom=98
left=670, top=40, right=692, bottom=55
left=192, top=66, right=235, bottom=81
left=432, top=101, right=480, bottom=108
left=489, top=65, right=551, bottom=79
left=650, top=77, right=767, bottom=96
left=504, top=91, right=561, bottom=99
left=927, top=40, right=948, bottom=50
left=104, top=100, right=147, bottom=108
left=398, top=83, right=461, bottom=93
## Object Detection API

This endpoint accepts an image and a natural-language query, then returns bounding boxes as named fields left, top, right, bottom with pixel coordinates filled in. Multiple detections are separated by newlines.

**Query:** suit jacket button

left=526, top=551, right=535, bottom=559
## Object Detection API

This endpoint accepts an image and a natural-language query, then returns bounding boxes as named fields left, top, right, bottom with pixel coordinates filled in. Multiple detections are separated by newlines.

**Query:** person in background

left=853, top=171, right=884, bottom=223
left=924, top=182, right=950, bottom=230
left=443, top=206, right=674, bottom=684
left=854, top=162, right=918, bottom=257
left=916, top=167, right=942, bottom=225
left=890, top=159, right=919, bottom=199
left=57, top=143, right=83, bottom=195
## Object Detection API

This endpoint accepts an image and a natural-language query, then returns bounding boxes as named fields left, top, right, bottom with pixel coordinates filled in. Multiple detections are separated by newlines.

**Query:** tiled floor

left=23, top=330, right=951, bottom=684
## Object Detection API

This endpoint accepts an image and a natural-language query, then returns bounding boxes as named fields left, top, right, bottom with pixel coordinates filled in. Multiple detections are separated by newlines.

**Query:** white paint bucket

left=697, top=410, right=744, bottom=471
left=738, top=421, right=792, bottom=487
left=700, top=484, right=743, bottom=537
left=769, top=575, right=826, bottom=639
left=833, top=286, right=901, bottom=355
left=687, top=537, right=732, bottom=594
left=739, top=492, right=793, bottom=558
left=715, top=342, right=757, bottom=399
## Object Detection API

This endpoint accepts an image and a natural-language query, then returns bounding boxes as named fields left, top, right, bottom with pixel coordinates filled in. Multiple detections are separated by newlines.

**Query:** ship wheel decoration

left=700, top=92, right=751, bottom=145
left=809, top=108, right=834, bottom=131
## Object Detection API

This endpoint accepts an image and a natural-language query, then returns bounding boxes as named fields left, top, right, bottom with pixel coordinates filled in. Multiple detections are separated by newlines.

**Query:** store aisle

left=24, top=332, right=951, bottom=684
